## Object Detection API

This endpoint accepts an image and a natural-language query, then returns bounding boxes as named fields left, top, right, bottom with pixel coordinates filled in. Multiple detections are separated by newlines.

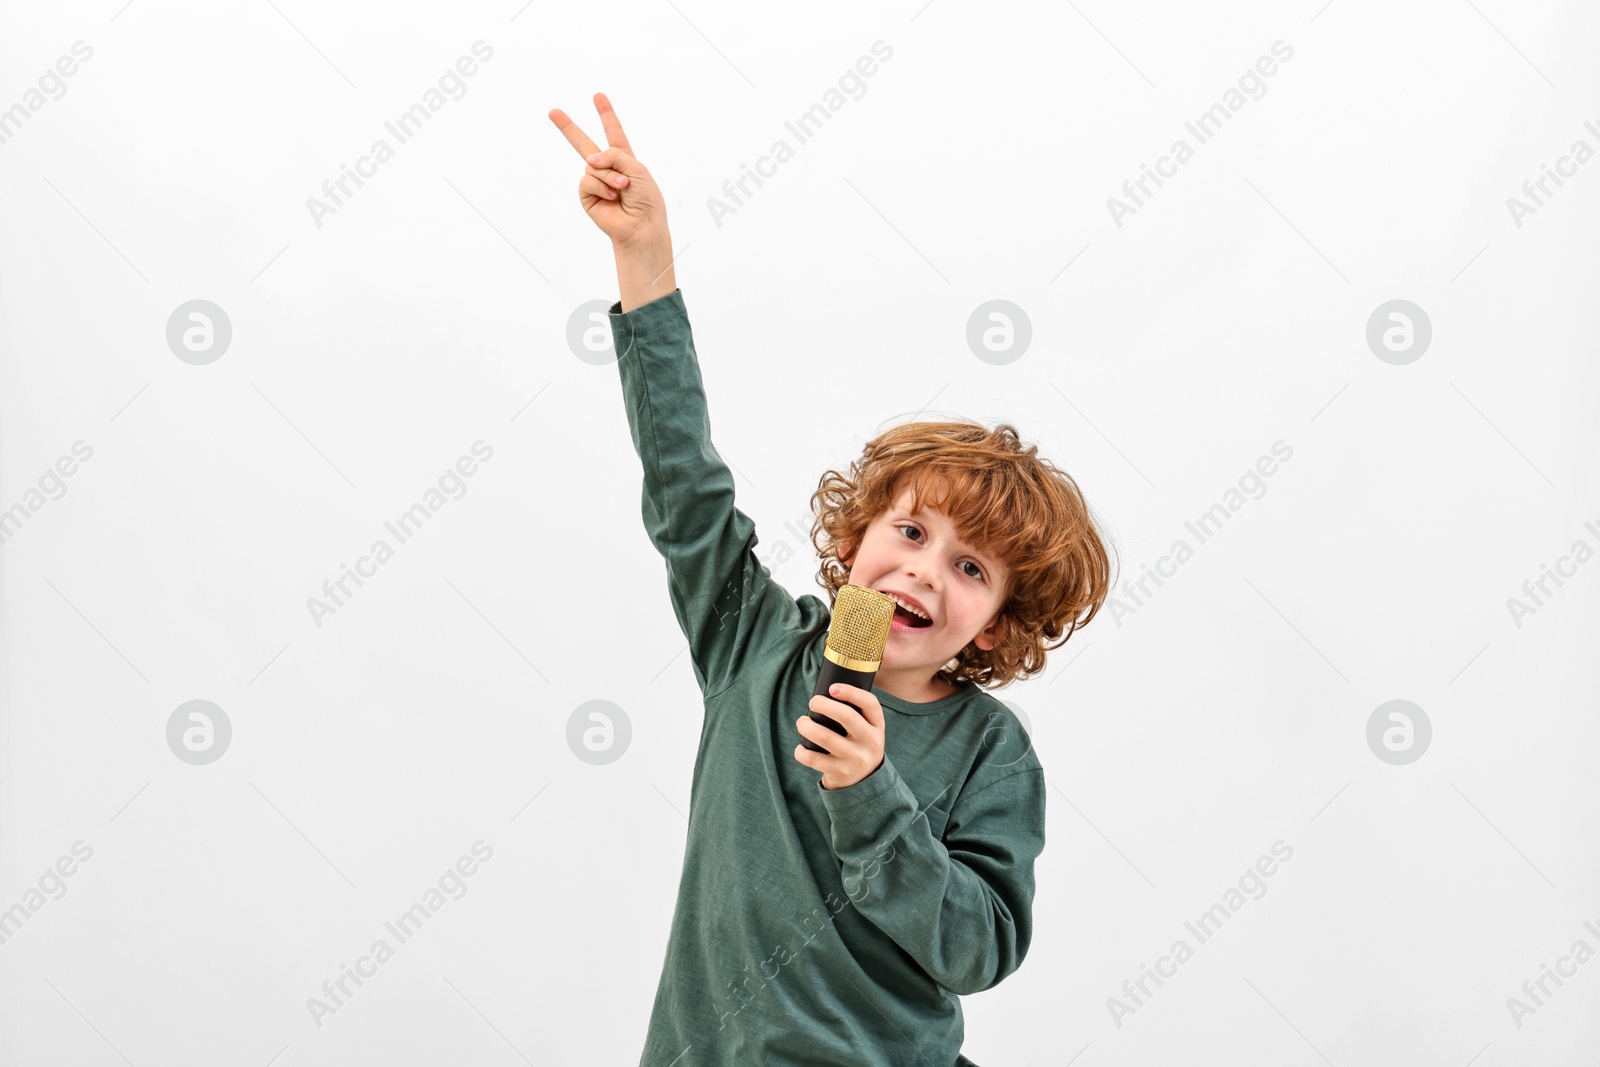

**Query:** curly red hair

left=810, top=419, right=1114, bottom=690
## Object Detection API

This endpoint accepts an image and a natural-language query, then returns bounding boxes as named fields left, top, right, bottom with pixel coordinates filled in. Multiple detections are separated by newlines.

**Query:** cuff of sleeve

left=607, top=287, right=684, bottom=319
left=817, top=755, right=917, bottom=857
left=607, top=287, right=685, bottom=358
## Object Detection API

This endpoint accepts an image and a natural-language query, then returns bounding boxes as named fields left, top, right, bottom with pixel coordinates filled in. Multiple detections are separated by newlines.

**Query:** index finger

left=825, top=688, right=868, bottom=716
left=547, top=107, right=601, bottom=161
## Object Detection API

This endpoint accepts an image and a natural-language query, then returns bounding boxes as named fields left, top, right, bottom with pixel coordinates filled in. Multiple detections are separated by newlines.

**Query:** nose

left=902, top=566, right=938, bottom=595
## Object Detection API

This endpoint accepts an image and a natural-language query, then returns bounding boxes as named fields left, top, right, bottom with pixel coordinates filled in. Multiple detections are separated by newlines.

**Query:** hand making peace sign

left=547, top=92, right=668, bottom=250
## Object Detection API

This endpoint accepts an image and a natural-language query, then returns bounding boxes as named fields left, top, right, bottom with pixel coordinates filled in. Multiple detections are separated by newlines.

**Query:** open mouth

left=891, top=604, right=933, bottom=629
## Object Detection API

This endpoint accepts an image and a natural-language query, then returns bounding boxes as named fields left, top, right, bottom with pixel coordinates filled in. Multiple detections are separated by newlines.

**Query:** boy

left=550, top=94, right=1111, bottom=1067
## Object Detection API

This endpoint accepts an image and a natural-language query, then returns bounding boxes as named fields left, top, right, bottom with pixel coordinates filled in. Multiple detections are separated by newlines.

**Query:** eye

left=897, top=524, right=985, bottom=581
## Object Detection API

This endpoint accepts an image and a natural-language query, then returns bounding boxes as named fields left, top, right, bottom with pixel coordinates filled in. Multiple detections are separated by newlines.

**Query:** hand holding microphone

left=793, top=585, right=895, bottom=790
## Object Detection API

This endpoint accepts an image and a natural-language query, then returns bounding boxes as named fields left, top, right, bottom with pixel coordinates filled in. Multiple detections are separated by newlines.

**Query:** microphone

left=801, top=584, right=896, bottom=754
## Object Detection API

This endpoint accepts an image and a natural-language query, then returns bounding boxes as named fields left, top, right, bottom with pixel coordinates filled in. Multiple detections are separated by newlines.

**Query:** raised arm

left=549, top=93, right=801, bottom=700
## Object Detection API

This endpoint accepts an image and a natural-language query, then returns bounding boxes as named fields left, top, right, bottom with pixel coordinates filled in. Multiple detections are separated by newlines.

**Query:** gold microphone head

left=823, top=584, right=897, bottom=671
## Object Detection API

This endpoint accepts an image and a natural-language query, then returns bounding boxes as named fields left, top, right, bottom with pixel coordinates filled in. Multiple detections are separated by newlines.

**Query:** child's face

left=841, top=481, right=1010, bottom=694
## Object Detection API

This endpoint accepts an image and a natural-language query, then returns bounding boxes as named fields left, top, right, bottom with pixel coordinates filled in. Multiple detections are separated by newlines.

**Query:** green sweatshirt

left=608, top=288, right=1046, bottom=1067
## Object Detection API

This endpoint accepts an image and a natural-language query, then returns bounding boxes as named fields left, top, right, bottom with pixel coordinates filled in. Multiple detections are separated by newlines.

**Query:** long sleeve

left=816, top=754, right=1047, bottom=997
left=608, top=288, right=798, bottom=700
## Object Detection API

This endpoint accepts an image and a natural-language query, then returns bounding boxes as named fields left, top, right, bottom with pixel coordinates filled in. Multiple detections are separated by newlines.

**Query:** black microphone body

left=801, top=658, right=880, bottom=753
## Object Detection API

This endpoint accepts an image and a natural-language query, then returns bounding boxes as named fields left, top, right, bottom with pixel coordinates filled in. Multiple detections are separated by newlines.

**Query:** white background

left=2, top=0, right=1598, bottom=1064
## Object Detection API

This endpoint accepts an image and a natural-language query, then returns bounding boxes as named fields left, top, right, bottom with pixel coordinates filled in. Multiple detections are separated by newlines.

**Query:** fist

left=794, top=683, right=886, bottom=791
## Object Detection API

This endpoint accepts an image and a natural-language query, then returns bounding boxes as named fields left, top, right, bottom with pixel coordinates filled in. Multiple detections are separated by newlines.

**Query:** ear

left=973, top=612, right=1007, bottom=652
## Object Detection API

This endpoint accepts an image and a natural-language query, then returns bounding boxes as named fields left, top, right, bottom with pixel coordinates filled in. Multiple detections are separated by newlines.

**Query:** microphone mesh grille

left=827, top=584, right=896, bottom=662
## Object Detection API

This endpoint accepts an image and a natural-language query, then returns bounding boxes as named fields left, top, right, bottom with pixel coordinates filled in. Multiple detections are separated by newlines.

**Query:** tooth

left=891, top=595, right=928, bottom=620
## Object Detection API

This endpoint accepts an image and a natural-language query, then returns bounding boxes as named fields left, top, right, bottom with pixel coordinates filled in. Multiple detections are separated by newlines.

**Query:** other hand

left=547, top=92, right=667, bottom=249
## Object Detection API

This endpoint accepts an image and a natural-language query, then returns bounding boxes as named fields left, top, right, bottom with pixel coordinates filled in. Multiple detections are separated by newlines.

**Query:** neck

left=875, top=672, right=958, bottom=704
